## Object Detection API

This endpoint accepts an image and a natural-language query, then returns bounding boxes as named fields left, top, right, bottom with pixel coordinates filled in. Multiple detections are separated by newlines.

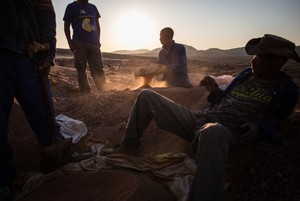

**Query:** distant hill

left=140, top=45, right=251, bottom=64
left=56, top=46, right=300, bottom=64
left=111, top=44, right=249, bottom=59
left=113, top=49, right=149, bottom=55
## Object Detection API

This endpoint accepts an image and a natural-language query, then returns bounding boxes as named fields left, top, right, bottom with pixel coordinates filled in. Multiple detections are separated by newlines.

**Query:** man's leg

left=188, top=123, right=233, bottom=201
left=87, top=43, right=107, bottom=91
left=15, top=55, right=79, bottom=174
left=0, top=50, right=17, bottom=199
left=15, top=55, right=57, bottom=148
left=74, top=42, right=90, bottom=95
left=123, top=89, right=196, bottom=150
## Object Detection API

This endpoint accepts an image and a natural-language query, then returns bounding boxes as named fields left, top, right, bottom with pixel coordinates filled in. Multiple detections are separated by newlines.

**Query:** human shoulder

left=88, top=2, right=96, bottom=6
left=173, top=42, right=185, bottom=49
left=65, top=1, right=77, bottom=11
left=279, top=71, right=298, bottom=88
left=87, top=2, right=98, bottom=9
left=171, top=42, right=186, bottom=54
left=67, top=1, right=77, bottom=7
left=87, top=2, right=100, bottom=17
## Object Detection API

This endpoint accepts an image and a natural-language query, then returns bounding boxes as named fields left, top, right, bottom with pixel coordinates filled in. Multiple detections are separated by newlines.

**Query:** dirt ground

left=8, top=53, right=300, bottom=201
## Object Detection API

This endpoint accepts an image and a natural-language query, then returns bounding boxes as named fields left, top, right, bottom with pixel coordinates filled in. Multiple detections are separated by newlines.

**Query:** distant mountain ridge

left=113, top=45, right=300, bottom=62
left=57, top=45, right=300, bottom=62
left=113, top=49, right=150, bottom=55
left=114, top=45, right=251, bottom=62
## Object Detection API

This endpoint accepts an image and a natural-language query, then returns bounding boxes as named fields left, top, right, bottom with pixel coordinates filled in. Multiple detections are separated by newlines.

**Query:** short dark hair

left=160, top=27, right=174, bottom=39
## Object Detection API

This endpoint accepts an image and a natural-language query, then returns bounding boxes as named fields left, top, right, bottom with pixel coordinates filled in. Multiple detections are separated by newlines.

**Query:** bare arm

left=96, top=19, right=101, bottom=42
left=64, top=21, right=76, bottom=52
left=199, top=76, right=219, bottom=93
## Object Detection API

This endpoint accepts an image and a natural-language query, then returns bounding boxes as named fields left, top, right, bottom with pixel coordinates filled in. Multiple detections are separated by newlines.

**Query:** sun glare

left=113, top=10, right=157, bottom=50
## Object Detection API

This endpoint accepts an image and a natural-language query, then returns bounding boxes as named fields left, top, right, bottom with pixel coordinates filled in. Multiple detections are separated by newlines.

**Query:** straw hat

left=245, top=34, right=300, bottom=62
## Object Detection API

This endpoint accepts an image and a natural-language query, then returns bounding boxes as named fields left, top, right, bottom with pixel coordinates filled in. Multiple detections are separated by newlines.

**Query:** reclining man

left=119, top=34, right=299, bottom=201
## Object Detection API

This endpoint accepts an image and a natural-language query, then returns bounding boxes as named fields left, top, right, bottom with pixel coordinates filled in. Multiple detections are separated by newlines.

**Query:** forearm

left=64, top=23, right=72, bottom=44
left=207, top=88, right=224, bottom=103
left=96, top=20, right=101, bottom=42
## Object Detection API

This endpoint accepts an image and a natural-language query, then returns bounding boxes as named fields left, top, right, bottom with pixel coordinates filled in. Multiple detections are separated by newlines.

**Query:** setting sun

left=113, top=10, right=158, bottom=50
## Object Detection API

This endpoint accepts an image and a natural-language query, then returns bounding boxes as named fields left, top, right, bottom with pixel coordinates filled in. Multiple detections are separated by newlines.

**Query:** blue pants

left=0, top=49, right=58, bottom=187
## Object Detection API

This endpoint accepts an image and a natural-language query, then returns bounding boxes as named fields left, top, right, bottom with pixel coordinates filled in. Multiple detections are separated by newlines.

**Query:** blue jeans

left=0, top=49, right=59, bottom=187
left=74, top=41, right=107, bottom=94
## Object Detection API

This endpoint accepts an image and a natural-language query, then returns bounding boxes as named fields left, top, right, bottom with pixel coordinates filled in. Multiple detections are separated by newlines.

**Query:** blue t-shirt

left=63, top=2, right=100, bottom=44
left=158, top=41, right=192, bottom=87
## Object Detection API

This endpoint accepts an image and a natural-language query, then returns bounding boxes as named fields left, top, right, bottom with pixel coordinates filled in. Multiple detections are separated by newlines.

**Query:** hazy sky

left=52, top=0, right=300, bottom=52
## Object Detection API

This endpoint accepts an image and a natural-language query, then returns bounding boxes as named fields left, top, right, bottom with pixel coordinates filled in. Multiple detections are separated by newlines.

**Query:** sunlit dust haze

left=133, top=76, right=168, bottom=90
left=52, top=0, right=300, bottom=52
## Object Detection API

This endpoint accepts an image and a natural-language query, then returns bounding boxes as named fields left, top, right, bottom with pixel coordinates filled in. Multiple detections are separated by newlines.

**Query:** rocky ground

left=8, top=53, right=300, bottom=201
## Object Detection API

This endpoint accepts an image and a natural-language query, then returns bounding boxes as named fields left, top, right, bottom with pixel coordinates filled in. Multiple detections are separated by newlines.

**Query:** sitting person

left=158, top=27, right=193, bottom=88
left=136, top=27, right=193, bottom=88
left=119, top=34, right=299, bottom=201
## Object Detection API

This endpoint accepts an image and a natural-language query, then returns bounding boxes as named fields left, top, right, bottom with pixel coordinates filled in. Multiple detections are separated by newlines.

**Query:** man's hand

left=38, top=61, right=52, bottom=76
left=68, top=41, right=77, bottom=53
left=239, top=121, right=259, bottom=144
left=199, top=76, right=219, bottom=93
left=158, top=64, right=167, bottom=74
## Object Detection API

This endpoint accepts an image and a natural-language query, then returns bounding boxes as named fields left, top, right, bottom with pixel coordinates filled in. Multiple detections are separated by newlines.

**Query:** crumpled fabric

left=13, top=141, right=196, bottom=201
left=55, top=114, right=87, bottom=143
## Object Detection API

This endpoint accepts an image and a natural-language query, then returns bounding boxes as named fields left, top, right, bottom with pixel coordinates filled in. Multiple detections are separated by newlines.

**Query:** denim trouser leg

left=0, top=51, right=57, bottom=186
left=124, top=89, right=196, bottom=142
left=188, top=123, right=233, bottom=201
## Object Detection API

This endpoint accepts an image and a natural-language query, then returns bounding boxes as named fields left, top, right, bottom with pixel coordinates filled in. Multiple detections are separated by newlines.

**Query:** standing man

left=158, top=27, right=193, bottom=88
left=119, top=34, right=299, bottom=200
left=64, top=0, right=108, bottom=95
left=0, top=0, right=60, bottom=200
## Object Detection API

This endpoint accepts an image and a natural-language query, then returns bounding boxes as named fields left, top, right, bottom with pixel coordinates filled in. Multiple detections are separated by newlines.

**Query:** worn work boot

left=40, top=138, right=93, bottom=174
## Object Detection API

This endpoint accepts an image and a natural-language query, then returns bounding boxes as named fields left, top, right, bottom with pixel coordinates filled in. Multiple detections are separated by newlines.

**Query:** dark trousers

left=74, top=41, right=107, bottom=94
left=0, top=50, right=57, bottom=187
left=123, top=89, right=233, bottom=201
left=124, top=89, right=196, bottom=142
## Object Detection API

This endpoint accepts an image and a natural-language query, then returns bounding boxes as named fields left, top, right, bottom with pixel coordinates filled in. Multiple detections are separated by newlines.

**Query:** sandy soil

left=8, top=53, right=300, bottom=201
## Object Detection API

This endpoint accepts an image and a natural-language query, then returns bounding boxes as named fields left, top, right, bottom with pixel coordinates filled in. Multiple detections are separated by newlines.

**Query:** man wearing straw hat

left=118, top=34, right=299, bottom=201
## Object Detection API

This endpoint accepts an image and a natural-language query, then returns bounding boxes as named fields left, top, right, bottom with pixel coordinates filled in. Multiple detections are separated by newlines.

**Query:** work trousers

left=124, top=89, right=233, bottom=201
left=74, top=41, right=107, bottom=95
left=0, top=50, right=58, bottom=187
